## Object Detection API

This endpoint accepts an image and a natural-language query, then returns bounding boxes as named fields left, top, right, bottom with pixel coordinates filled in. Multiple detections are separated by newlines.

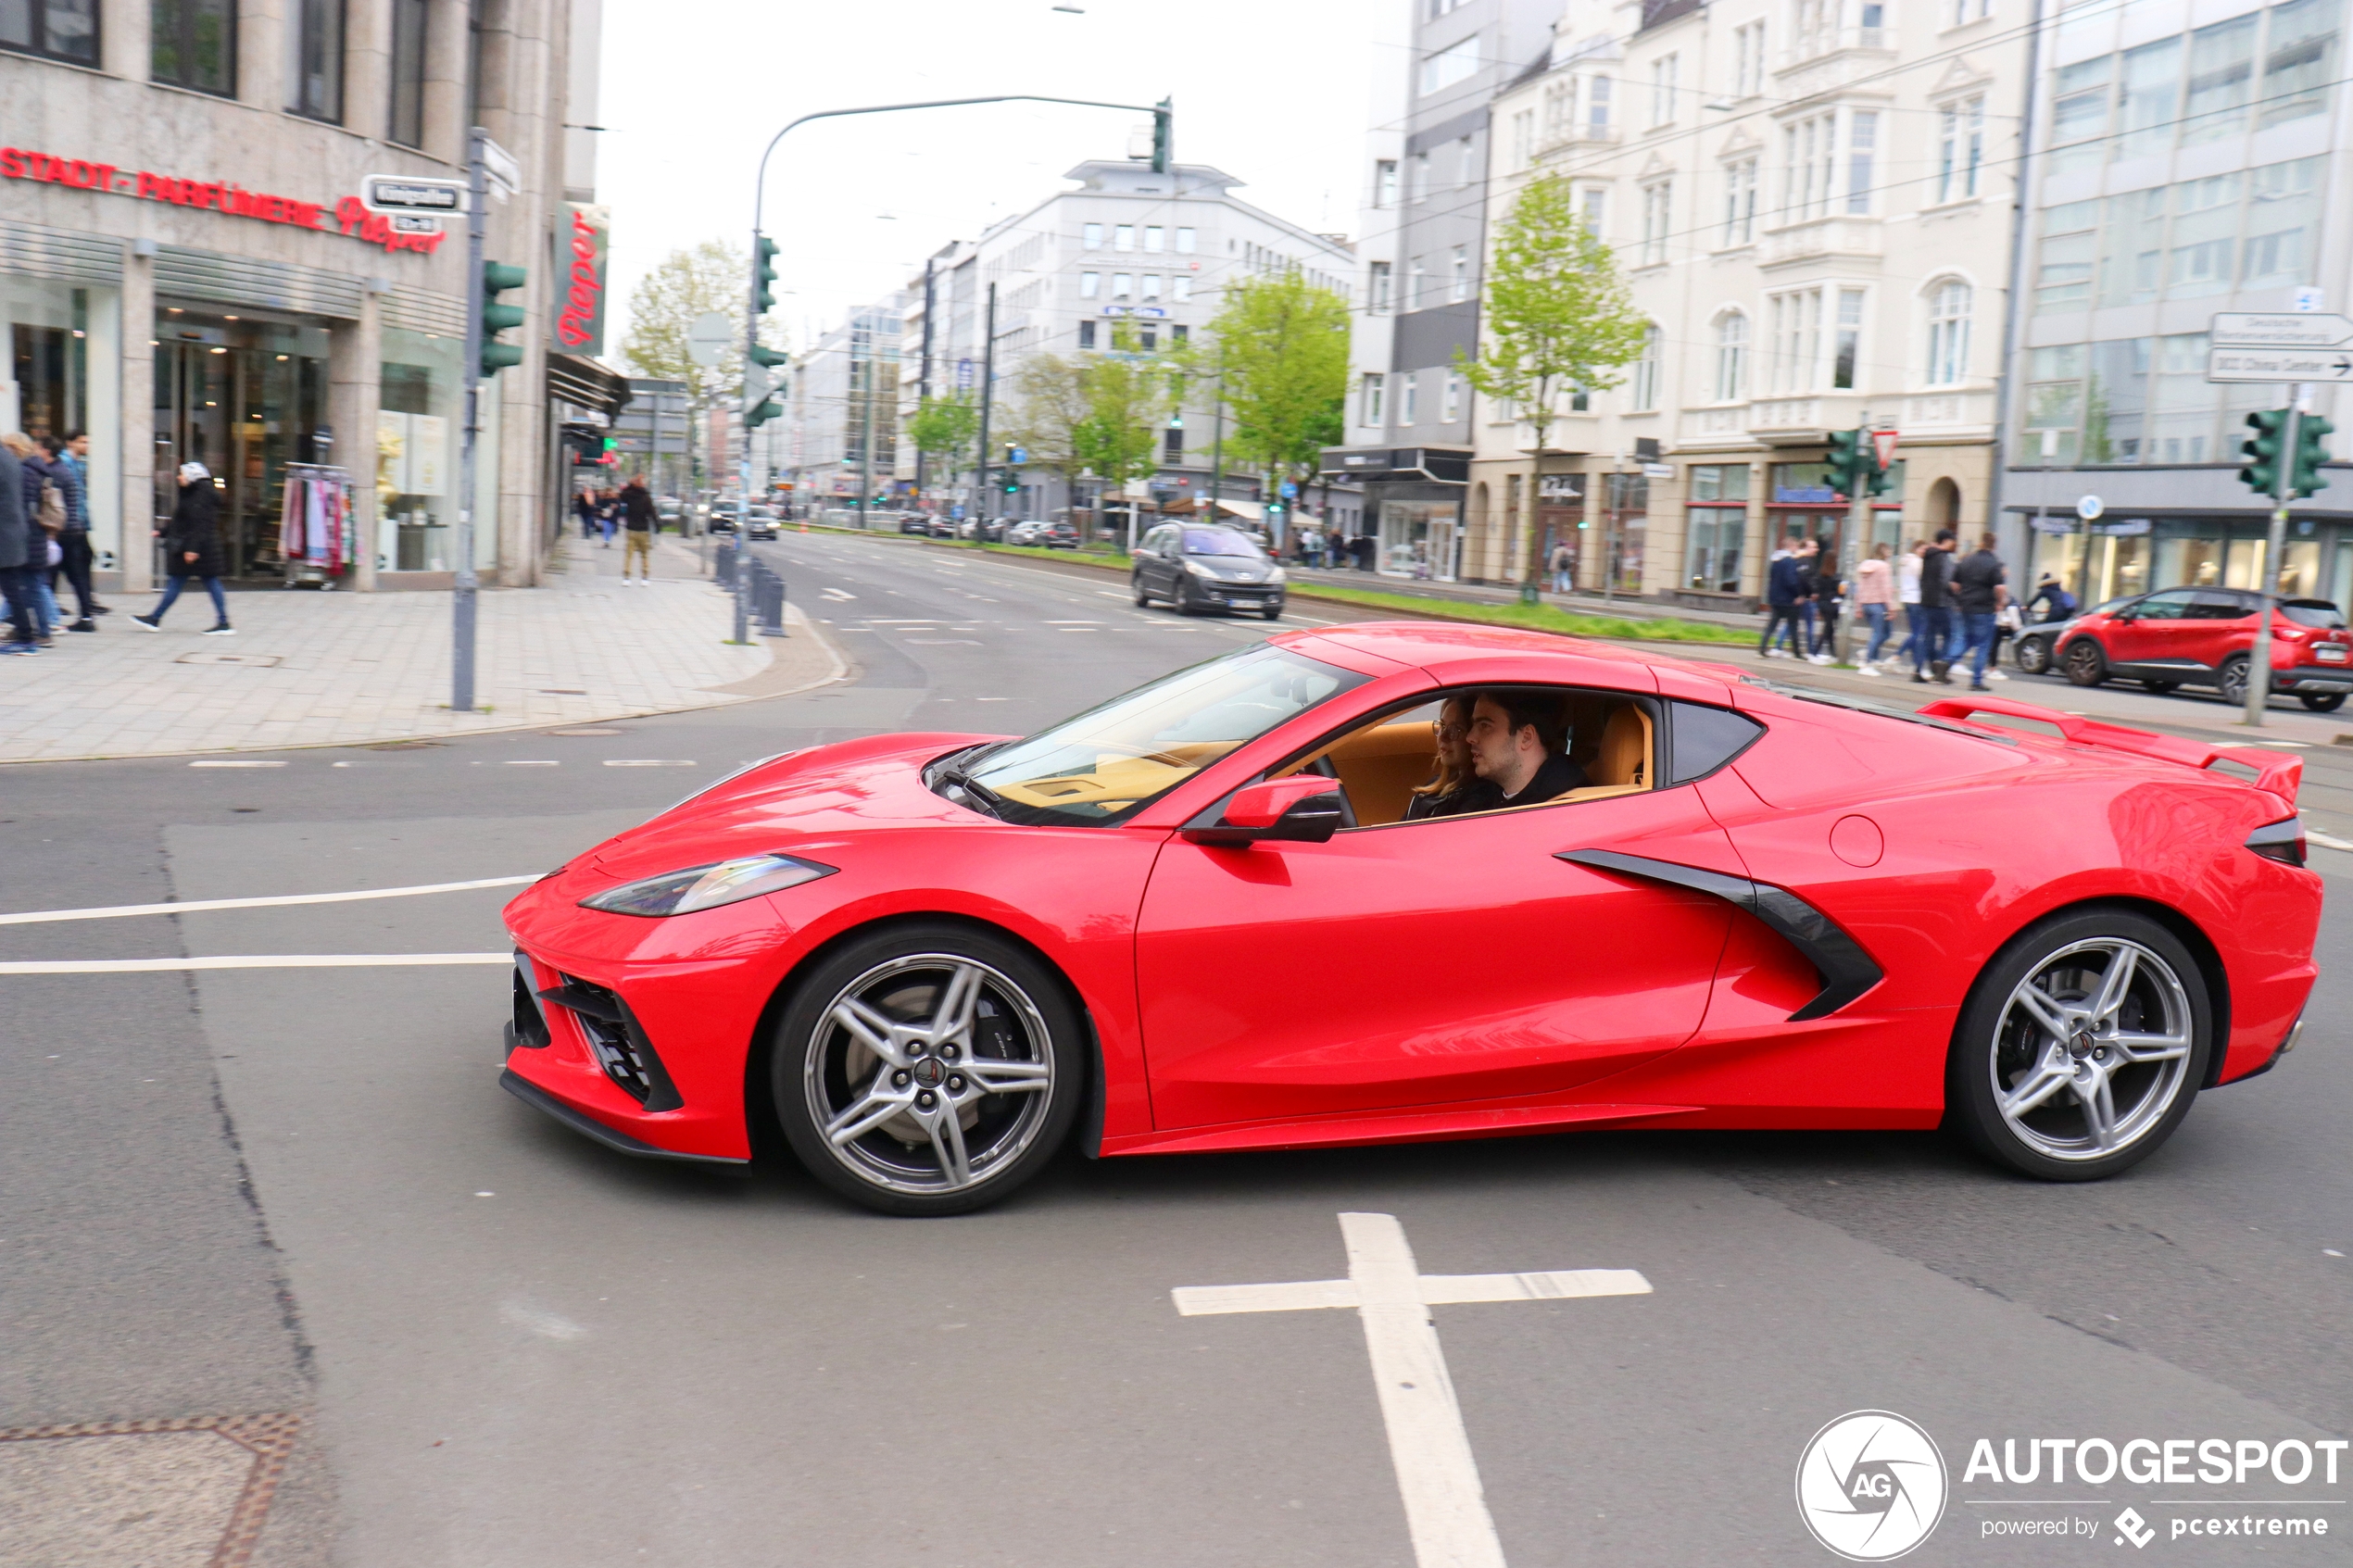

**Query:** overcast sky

left=593, top=0, right=1407, bottom=358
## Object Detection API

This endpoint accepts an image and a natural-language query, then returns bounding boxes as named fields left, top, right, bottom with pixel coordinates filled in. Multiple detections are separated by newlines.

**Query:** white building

left=783, top=294, right=904, bottom=513
left=891, top=159, right=1355, bottom=527
left=1466, top=0, right=2028, bottom=604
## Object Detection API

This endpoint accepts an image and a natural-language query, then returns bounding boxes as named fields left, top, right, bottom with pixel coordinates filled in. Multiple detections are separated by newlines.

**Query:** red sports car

left=500, top=623, right=2320, bottom=1214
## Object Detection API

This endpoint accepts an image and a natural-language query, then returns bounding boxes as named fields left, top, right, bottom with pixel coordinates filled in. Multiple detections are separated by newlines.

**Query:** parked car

left=502, top=627, right=2320, bottom=1213
left=927, top=515, right=960, bottom=539
left=1004, top=521, right=1048, bottom=546
left=2054, top=588, right=2353, bottom=710
left=2013, top=596, right=2133, bottom=676
left=743, top=505, right=781, bottom=541
left=1131, top=521, right=1287, bottom=619
left=898, top=513, right=931, bottom=536
left=1040, top=520, right=1080, bottom=549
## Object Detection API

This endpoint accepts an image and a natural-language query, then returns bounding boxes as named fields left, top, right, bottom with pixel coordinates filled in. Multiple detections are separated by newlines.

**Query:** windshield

left=956, top=645, right=1365, bottom=825
left=1184, top=527, right=1263, bottom=558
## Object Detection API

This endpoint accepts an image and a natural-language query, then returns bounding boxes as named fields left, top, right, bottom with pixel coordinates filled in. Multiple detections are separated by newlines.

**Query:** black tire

left=2218, top=654, right=2251, bottom=706
left=2014, top=637, right=2052, bottom=676
left=1131, top=574, right=1151, bottom=607
left=1174, top=579, right=1202, bottom=616
left=2299, top=691, right=2347, bottom=712
left=2062, top=638, right=2108, bottom=687
left=1261, top=600, right=1284, bottom=621
left=2142, top=679, right=2181, bottom=695
left=1947, top=908, right=2211, bottom=1182
left=771, top=923, right=1085, bottom=1216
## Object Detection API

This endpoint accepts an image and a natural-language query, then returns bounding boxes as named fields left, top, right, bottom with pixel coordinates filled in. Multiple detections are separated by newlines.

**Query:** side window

left=1667, top=700, right=1766, bottom=783
left=2188, top=591, right=2253, bottom=620
left=2133, top=589, right=2195, bottom=621
left=1142, top=527, right=1172, bottom=556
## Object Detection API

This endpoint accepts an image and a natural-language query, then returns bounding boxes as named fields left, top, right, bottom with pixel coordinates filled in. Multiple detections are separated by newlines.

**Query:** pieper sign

left=1, top=143, right=448, bottom=256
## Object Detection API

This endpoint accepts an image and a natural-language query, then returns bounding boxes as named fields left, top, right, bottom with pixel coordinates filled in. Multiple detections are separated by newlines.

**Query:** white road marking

left=0, top=874, right=542, bottom=927
left=189, top=759, right=287, bottom=768
left=2309, top=829, right=2353, bottom=851
left=474, top=759, right=560, bottom=766
left=1175, top=1212, right=1650, bottom=1568
left=820, top=588, right=857, bottom=601
left=1096, top=590, right=1131, bottom=599
left=602, top=759, right=698, bottom=767
left=1041, top=620, right=1102, bottom=624
left=0, top=953, right=511, bottom=974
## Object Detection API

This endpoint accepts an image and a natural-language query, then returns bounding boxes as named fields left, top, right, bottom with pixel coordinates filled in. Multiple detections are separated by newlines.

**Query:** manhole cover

left=547, top=726, right=626, bottom=736
left=173, top=652, right=283, bottom=668
left=0, top=1413, right=300, bottom=1568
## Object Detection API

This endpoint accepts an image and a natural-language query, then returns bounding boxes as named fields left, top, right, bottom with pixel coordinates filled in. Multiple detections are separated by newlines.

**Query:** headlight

left=1185, top=559, right=1214, bottom=578
left=1265, top=566, right=1287, bottom=584
left=579, top=853, right=837, bottom=917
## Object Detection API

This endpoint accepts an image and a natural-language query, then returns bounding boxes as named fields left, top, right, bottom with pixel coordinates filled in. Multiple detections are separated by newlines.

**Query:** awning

left=547, top=353, right=632, bottom=418
left=1208, top=498, right=1265, bottom=521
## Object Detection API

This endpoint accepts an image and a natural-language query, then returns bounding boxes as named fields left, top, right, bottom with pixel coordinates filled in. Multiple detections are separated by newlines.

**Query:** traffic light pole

left=1838, top=411, right=1872, bottom=664
left=2243, top=389, right=2305, bottom=727
left=452, top=128, right=488, bottom=712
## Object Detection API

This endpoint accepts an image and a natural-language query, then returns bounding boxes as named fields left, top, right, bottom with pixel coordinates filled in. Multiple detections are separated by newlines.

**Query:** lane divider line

left=0, top=874, right=541, bottom=927
left=0, top=954, right=513, bottom=974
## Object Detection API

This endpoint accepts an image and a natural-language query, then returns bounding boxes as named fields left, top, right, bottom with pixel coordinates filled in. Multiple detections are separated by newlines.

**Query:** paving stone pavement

left=0, top=535, right=832, bottom=763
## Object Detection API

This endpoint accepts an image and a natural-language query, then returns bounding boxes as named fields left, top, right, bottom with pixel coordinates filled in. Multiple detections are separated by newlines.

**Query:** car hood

left=1186, top=556, right=1277, bottom=582
left=574, top=732, right=1009, bottom=884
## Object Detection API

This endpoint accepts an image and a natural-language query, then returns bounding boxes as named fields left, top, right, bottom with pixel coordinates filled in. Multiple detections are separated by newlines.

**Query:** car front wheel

left=2300, top=691, right=2347, bottom=711
left=773, top=925, right=1084, bottom=1215
left=2014, top=637, right=2052, bottom=676
left=2062, top=638, right=2108, bottom=686
left=1947, top=909, right=2210, bottom=1182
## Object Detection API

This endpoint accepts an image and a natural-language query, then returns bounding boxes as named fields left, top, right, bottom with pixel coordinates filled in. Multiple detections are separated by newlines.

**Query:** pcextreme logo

left=1796, top=1411, right=1951, bottom=1562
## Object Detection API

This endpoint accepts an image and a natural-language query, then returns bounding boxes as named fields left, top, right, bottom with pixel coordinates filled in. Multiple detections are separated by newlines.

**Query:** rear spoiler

left=1918, top=695, right=2301, bottom=806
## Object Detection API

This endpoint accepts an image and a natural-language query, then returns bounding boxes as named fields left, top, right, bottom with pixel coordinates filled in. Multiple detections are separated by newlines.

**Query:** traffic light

left=1825, top=426, right=1875, bottom=498
left=748, top=343, right=788, bottom=371
left=745, top=395, right=782, bottom=431
left=599, top=435, right=619, bottom=468
left=1151, top=98, right=1173, bottom=174
left=751, top=235, right=779, bottom=316
left=2290, top=414, right=2334, bottom=500
left=480, top=261, right=527, bottom=376
left=2239, top=409, right=2287, bottom=497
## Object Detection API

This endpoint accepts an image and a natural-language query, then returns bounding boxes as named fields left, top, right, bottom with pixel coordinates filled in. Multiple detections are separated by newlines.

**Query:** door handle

left=1557, top=848, right=1882, bottom=1022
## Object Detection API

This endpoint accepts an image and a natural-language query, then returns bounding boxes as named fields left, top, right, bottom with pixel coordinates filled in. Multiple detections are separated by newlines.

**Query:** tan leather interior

left=1278, top=696, right=1656, bottom=826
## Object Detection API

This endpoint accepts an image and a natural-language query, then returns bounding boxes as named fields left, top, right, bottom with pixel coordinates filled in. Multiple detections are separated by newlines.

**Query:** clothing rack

left=281, top=464, right=355, bottom=589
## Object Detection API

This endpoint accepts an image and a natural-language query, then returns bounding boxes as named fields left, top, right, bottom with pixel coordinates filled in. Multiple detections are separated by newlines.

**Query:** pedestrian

left=619, top=473, right=657, bottom=583
left=1550, top=539, right=1574, bottom=595
left=1805, top=536, right=1841, bottom=663
left=573, top=487, right=599, bottom=543
left=596, top=486, right=620, bottom=546
left=1757, top=538, right=1810, bottom=659
left=1353, top=533, right=1376, bottom=572
left=48, top=432, right=101, bottom=627
left=3, top=433, right=64, bottom=640
left=1991, top=599, right=2022, bottom=680
left=132, top=462, right=233, bottom=635
left=1953, top=530, right=2008, bottom=691
left=1897, top=538, right=1926, bottom=673
left=0, top=432, right=39, bottom=654
left=1915, top=530, right=1958, bottom=684
left=2028, top=571, right=2079, bottom=622
left=1854, top=541, right=1895, bottom=673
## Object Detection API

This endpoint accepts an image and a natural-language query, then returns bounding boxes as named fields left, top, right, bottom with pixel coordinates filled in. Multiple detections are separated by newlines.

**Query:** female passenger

left=1404, top=694, right=1502, bottom=820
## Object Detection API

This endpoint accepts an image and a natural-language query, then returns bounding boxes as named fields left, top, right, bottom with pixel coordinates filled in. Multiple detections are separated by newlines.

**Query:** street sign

left=740, top=363, right=773, bottom=418
left=480, top=135, right=522, bottom=198
left=2207, top=346, right=2353, bottom=384
left=1870, top=428, right=1899, bottom=469
left=359, top=174, right=466, bottom=215
left=2209, top=312, right=2353, bottom=348
left=687, top=310, right=732, bottom=369
left=2293, top=287, right=2326, bottom=313
left=1279, top=480, right=1298, bottom=498
left=1642, top=462, right=1675, bottom=480
left=2076, top=495, right=2104, bottom=521
left=388, top=214, right=442, bottom=234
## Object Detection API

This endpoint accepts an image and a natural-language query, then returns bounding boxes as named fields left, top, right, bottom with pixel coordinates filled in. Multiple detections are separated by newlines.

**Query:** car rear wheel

left=1947, top=909, right=2209, bottom=1182
left=2142, top=679, right=2180, bottom=695
left=2062, top=639, right=2108, bottom=686
left=2299, top=691, right=2347, bottom=712
left=773, top=925, right=1083, bottom=1215
left=2014, top=637, right=2052, bottom=676
left=2217, top=654, right=2251, bottom=706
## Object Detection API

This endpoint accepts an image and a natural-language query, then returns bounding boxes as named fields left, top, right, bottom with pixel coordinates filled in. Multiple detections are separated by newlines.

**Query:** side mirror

left=1183, top=775, right=1345, bottom=846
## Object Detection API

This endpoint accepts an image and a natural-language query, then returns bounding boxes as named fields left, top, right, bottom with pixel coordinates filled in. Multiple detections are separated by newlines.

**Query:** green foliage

left=1074, top=322, right=1178, bottom=489
left=619, top=239, right=786, bottom=409
left=1003, top=355, right=1092, bottom=483
left=907, top=394, right=981, bottom=470
left=1200, top=271, right=1352, bottom=489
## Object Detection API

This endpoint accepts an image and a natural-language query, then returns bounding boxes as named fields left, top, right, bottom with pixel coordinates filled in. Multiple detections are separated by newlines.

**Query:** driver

left=1466, top=689, right=1586, bottom=808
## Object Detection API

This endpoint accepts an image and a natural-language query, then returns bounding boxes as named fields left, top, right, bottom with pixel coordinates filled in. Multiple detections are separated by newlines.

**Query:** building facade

left=887, top=159, right=1356, bottom=531
left=1, top=0, right=602, bottom=591
left=2007, top=0, right=2352, bottom=607
left=1462, top=0, right=2027, bottom=605
left=784, top=293, right=905, bottom=513
left=1322, top=0, right=1564, bottom=580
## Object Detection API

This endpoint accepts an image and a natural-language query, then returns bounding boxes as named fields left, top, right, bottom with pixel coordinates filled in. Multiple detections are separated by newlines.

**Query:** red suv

left=2057, top=587, right=2353, bottom=709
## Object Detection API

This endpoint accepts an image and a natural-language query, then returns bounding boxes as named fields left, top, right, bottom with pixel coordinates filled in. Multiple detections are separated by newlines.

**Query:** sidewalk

left=1282, top=563, right=1764, bottom=631
left=0, top=534, right=840, bottom=764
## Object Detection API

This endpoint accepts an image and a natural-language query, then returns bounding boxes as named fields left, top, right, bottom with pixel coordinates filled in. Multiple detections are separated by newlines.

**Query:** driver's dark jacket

left=1496, top=752, right=1589, bottom=808
left=1404, top=776, right=1503, bottom=820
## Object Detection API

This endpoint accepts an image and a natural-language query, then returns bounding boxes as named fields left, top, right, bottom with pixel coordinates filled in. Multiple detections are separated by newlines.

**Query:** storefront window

left=153, top=310, right=330, bottom=578
left=4, top=276, right=119, bottom=558
left=1378, top=499, right=1460, bottom=581
left=1686, top=464, right=1748, bottom=595
left=1604, top=472, right=1647, bottom=593
left=380, top=328, right=461, bottom=572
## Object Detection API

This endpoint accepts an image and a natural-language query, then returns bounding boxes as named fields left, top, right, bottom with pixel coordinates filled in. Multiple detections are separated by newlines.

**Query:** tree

left=1456, top=174, right=1648, bottom=589
left=1200, top=270, right=1351, bottom=511
left=619, top=239, right=786, bottom=410
left=1076, top=323, right=1179, bottom=538
left=1003, top=355, right=1092, bottom=495
left=907, top=393, right=981, bottom=484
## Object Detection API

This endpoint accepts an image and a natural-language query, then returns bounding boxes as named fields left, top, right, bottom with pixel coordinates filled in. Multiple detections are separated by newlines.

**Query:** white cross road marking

left=819, top=588, right=857, bottom=601
left=0, top=875, right=541, bottom=926
left=0, top=953, right=511, bottom=974
left=189, top=759, right=287, bottom=768
left=1175, top=1212, right=1651, bottom=1568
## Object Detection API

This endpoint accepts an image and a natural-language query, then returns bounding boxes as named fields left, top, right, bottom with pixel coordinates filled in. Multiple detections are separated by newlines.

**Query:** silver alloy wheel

left=1989, top=937, right=2194, bottom=1162
left=802, top=953, right=1056, bottom=1197
left=2218, top=655, right=2249, bottom=705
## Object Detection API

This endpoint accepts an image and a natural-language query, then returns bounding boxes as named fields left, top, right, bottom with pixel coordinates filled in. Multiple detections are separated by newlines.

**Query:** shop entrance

left=152, top=310, right=331, bottom=580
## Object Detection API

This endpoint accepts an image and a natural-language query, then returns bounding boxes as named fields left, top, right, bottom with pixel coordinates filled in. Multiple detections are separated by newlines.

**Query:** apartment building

left=1321, top=0, right=1564, bottom=580
left=887, top=158, right=1355, bottom=525
left=784, top=293, right=906, bottom=512
left=2008, top=0, right=2352, bottom=608
left=1, top=0, right=610, bottom=589
left=1465, top=0, right=2027, bottom=605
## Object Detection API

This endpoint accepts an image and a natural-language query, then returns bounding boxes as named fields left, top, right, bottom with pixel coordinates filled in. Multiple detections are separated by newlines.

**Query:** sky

left=592, top=0, right=1406, bottom=360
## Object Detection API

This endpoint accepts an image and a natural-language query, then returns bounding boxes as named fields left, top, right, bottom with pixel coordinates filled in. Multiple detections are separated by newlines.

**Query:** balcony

left=1757, top=216, right=1882, bottom=269
left=1537, top=121, right=1622, bottom=156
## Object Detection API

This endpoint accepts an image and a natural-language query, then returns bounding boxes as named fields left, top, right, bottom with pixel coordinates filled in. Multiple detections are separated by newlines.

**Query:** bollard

left=754, top=560, right=789, bottom=637
left=714, top=541, right=736, bottom=587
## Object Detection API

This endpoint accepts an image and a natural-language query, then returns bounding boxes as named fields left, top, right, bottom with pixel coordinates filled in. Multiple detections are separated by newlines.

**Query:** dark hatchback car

left=1131, top=522, right=1287, bottom=619
left=898, top=513, right=931, bottom=535
left=2053, top=586, right=2353, bottom=709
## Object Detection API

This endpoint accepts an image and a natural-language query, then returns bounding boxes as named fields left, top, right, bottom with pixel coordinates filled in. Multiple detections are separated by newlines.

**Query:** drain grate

left=0, top=1412, right=301, bottom=1567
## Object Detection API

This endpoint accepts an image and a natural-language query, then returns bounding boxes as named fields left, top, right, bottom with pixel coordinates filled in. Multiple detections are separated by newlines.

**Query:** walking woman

left=1853, top=542, right=1895, bottom=673
left=132, top=462, right=233, bottom=635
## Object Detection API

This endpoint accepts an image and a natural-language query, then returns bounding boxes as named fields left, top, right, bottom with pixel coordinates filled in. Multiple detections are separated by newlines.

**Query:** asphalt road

left=4, top=530, right=2347, bottom=1567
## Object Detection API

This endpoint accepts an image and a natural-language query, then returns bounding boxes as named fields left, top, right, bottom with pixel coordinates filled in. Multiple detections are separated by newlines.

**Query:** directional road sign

left=740, top=363, right=773, bottom=418
left=359, top=174, right=467, bottom=216
left=480, top=135, right=522, bottom=198
left=687, top=311, right=732, bottom=370
left=2207, top=346, right=2353, bottom=384
left=2209, top=312, right=2353, bottom=349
